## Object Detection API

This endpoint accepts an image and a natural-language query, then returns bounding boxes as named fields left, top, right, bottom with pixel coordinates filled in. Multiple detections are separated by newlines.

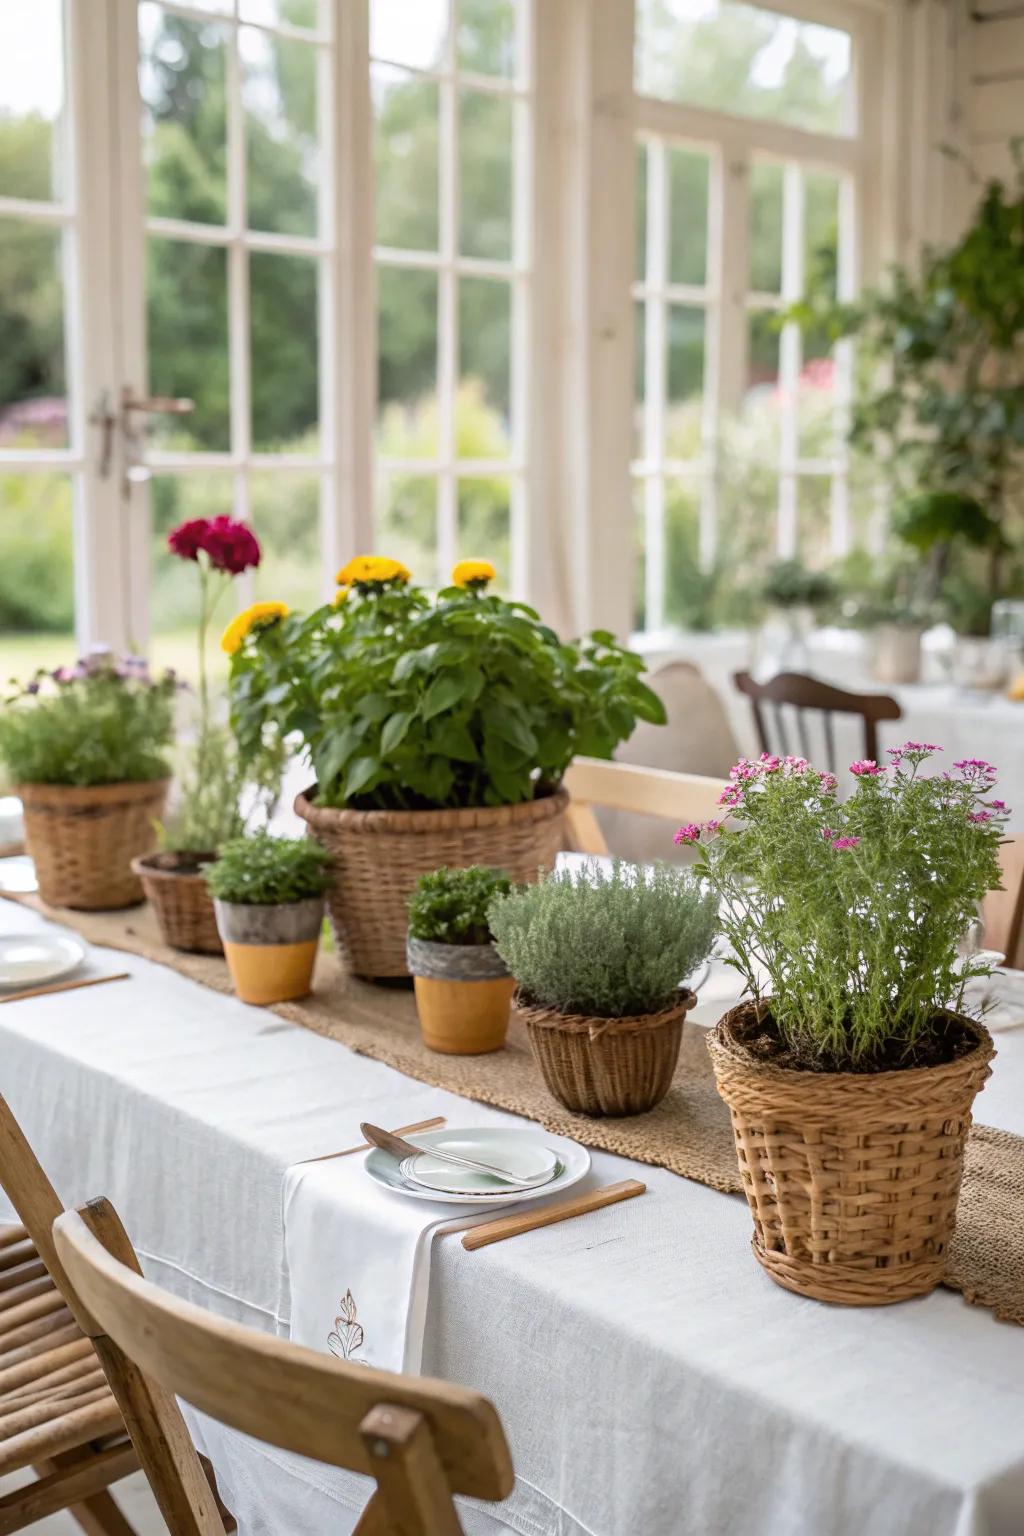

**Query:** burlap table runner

left=5, top=893, right=1023, bottom=1325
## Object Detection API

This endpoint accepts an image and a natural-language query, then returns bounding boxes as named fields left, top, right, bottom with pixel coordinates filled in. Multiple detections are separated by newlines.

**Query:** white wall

left=969, top=8, right=1024, bottom=187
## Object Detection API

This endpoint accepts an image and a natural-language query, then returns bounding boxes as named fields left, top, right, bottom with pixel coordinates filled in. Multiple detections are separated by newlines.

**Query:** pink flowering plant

left=677, top=745, right=1009, bottom=1068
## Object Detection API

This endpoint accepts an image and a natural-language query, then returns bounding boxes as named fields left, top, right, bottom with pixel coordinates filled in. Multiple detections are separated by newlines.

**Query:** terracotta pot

left=516, top=990, right=695, bottom=1116
left=132, top=851, right=222, bottom=954
left=295, top=784, right=568, bottom=979
left=406, top=936, right=513, bottom=1054
left=19, top=779, right=168, bottom=910
left=707, top=1001, right=995, bottom=1306
left=214, top=896, right=324, bottom=1005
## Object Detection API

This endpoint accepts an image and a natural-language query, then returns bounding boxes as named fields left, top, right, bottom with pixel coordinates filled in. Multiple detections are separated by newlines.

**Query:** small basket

left=19, top=780, right=169, bottom=910
left=295, top=785, right=568, bottom=978
left=707, top=1001, right=995, bottom=1306
left=517, top=991, right=695, bottom=1116
left=132, top=852, right=223, bottom=955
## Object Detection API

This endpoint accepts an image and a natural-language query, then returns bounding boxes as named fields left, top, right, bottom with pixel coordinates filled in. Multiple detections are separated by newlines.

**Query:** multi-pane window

left=633, top=0, right=862, bottom=634
left=370, top=0, right=529, bottom=593
left=0, top=0, right=77, bottom=665
left=138, top=0, right=334, bottom=667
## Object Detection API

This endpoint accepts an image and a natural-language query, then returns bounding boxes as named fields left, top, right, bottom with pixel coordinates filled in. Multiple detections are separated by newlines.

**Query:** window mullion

left=777, top=161, right=804, bottom=558
left=436, top=17, right=458, bottom=582
left=643, top=138, right=667, bottom=633
left=704, top=145, right=747, bottom=571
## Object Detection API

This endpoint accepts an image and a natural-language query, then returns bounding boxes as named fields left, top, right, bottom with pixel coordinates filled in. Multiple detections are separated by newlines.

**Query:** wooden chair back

left=733, top=670, right=902, bottom=770
left=563, top=757, right=725, bottom=857
left=983, top=836, right=1024, bottom=969
left=53, top=1198, right=515, bottom=1536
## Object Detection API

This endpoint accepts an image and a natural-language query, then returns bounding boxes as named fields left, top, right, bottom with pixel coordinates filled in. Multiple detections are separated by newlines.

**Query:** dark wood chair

left=733, top=670, right=902, bottom=770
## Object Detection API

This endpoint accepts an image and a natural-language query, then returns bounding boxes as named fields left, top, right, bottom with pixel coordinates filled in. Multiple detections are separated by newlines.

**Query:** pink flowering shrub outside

left=676, top=744, right=1009, bottom=1068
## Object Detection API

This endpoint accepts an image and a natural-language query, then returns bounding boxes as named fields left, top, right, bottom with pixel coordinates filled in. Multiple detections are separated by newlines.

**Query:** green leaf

left=422, top=674, right=465, bottom=721
left=356, top=692, right=393, bottom=722
left=380, top=710, right=414, bottom=755
left=344, top=755, right=380, bottom=798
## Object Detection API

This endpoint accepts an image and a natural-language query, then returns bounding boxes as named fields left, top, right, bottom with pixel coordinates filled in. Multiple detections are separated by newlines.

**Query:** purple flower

left=729, top=758, right=759, bottom=782
left=24, top=680, right=40, bottom=695
left=759, top=753, right=782, bottom=772
left=954, top=758, right=997, bottom=780
left=969, top=811, right=993, bottom=824
left=989, top=799, right=1008, bottom=812
left=818, top=771, right=838, bottom=792
left=831, top=836, right=861, bottom=851
left=850, top=759, right=882, bottom=777
left=674, top=823, right=701, bottom=846
left=820, top=826, right=836, bottom=841
left=888, top=741, right=941, bottom=764
left=702, top=819, right=722, bottom=837
left=718, top=784, right=744, bottom=807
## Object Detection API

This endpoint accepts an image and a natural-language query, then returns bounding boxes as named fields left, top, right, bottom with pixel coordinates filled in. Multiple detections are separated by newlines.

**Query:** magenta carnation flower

left=968, top=810, right=993, bottom=824
left=167, top=518, right=209, bottom=561
left=718, top=784, right=744, bottom=807
left=167, top=515, right=261, bottom=574
left=830, top=836, right=861, bottom=851
left=674, top=823, right=701, bottom=846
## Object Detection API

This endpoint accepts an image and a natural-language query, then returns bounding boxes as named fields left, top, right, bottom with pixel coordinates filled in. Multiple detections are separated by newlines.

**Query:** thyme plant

left=204, top=834, right=330, bottom=906
left=678, top=745, right=1009, bottom=1069
left=488, top=861, right=718, bottom=1018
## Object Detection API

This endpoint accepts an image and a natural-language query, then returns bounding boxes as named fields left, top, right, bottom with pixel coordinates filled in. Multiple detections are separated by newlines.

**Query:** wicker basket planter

left=517, top=989, right=696, bottom=1117
left=19, top=779, right=169, bottom=910
left=294, top=785, right=568, bottom=978
left=131, top=851, right=223, bottom=955
left=707, top=1001, right=995, bottom=1306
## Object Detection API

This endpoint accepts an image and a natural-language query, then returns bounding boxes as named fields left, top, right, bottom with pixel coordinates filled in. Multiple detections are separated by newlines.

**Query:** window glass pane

left=240, top=0, right=322, bottom=28
left=140, top=4, right=227, bottom=226
left=251, top=473, right=323, bottom=610
left=664, top=478, right=704, bottom=629
left=150, top=474, right=235, bottom=683
left=459, top=277, right=511, bottom=453
left=796, top=474, right=832, bottom=569
left=804, top=169, right=840, bottom=304
left=250, top=251, right=319, bottom=452
left=0, top=473, right=74, bottom=675
left=635, top=0, right=852, bottom=136
left=635, top=142, right=648, bottom=281
left=374, top=67, right=439, bottom=251
left=243, top=28, right=318, bottom=238
left=458, top=476, right=511, bottom=590
left=749, top=160, right=783, bottom=294
left=458, top=0, right=516, bottom=78
left=376, top=471, right=438, bottom=587
left=0, top=219, right=67, bottom=449
left=798, top=332, right=834, bottom=459
left=632, top=478, right=646, bottom=632
left=633, top=300, right=645, bottom=460
left=665, top=304, right=704, bottom=460
left=147, top=238, right=229, bottom=452
left=0, top=0, right=66, bottom=203
left=371, top=0, right=448, bottom=71
left=377, top=266, right=439, bottom=456
left=745, top=308, right=780, bottom=459
left=459, top=89, right=513, bottom=261
left=667, top=148, right=708, bottom=287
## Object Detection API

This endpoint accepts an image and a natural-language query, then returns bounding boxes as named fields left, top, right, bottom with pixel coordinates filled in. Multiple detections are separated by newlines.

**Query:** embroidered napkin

left=283, top=1119, right=590, bottom=1373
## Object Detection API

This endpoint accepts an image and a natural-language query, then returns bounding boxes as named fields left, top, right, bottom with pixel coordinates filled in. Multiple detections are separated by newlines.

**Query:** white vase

left=870, top=624, right=923, bottom=685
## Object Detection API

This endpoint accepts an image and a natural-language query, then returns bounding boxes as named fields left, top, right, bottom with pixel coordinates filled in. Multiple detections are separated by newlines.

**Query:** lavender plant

left=678, top=745, right=1009, bottom=1069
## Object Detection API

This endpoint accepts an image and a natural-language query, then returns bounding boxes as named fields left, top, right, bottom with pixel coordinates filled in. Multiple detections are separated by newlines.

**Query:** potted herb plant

left=133, top=517, right=283, bottom=954
left=0, top=652, right=176, bottom=909
left=488, top=861, right=718, bottom=1116
left=225, top=555, right=666, bottom=978
left=205, top=834, right=331, bottom=1005
left=685, top=745, right=1006, bottom=1306
left=406, top=866, right=515, bottom=1054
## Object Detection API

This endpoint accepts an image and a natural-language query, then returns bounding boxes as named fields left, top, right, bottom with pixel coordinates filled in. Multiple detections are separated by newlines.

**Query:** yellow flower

left=452, top=559, right=496, bottom=588
left=333, top=584, right=351, bottom=607
left=220, top=601, right=289, bottom=655
left=335, top=555, right=411, bottom=586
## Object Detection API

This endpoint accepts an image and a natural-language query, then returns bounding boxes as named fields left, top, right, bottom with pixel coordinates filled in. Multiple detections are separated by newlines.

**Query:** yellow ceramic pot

left=214, top=896, right=324, bottom=1006
left=407, top=936, right=513, bottom=1054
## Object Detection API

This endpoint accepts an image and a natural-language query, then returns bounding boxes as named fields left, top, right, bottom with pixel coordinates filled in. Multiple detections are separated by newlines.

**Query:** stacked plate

left=0, top=933, right=86, bottom=989
left=365, top=1126, right=590, bottom=1208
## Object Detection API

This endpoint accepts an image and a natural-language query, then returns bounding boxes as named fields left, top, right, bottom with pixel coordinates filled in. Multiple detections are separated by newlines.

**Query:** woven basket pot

left=517, top=990, right=696, bottom=1117
left=294, top=785, right=568, bottom=978
left=18, top=780, right=169, bottom=911
left=707, top=1001, right=995, bottom=1306
left=131, top=851, right=223, bottom=955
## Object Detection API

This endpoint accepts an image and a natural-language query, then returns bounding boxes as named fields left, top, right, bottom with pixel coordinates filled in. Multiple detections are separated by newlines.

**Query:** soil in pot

left=215, top=896, right=324, bottom=1006
left=707, top=1000, right=995, bottom=1306
left=132, top=850, right=222, bottom=955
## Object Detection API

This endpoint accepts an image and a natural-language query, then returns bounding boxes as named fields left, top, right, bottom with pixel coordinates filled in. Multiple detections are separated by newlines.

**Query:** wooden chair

left=983, top=836, right=1024, bottom=969
left=733, top=670, right=902, bottom=770
left=563, top=757, right=725, bottom=857
left=0, top=1093, right=138, bottom=1534
left=52, top=1196, right=515, bottom=1536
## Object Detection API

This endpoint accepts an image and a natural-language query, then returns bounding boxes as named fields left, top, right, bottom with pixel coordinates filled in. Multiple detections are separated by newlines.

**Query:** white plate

left=401, top=1136, right=559, bottom=1196
left=365, top=1126, right=590, bottom=1208
left=0, top=933, right=86, bottom=989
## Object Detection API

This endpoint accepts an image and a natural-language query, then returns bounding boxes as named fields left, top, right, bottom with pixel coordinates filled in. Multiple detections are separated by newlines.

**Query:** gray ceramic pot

left=406, top=935, right=510, bottom=982
left=214, top=895, right=325, bottom=946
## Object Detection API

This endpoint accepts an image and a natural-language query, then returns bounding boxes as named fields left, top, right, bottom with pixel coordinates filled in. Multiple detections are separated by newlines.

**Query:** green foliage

left=488, top=861, right=718, bottom=1018
left=158, top=719, right=283, bottom=854
left=830, top=548, right=937, bottom=630
left=204, top=833, right=330, bottom=906
left=228, top=573, right=665, bottom=811
left=692, top=748, right=1008, bottom=1068
left=0, top=476, right=74, bottom=632
left=408, top=866, right=514, bottom=946
left=760, top=558, right=835, bottom=611
left=0, top=655, right=176, bottom=787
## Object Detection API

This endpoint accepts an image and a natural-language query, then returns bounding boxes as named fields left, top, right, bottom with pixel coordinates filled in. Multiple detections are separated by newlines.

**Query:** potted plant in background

left=205, top=834, right=331, bottom=1005
left=133, top=517, right=283, bottom=954
left=685, top=745, right=1006, bottom=1306
left=832, top=548, right=936, bottom=684
left=758, top=558, right=836, bottom=671
left=0, top=652, right=176, bottom=909
left=488, top=861, right=718, bottom=1116
left=225, top=555, right=666, bottom=978
left=406, top=866, right=515, bottom=1054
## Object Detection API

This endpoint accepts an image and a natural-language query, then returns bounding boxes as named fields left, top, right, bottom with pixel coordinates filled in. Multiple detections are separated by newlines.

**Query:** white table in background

left=1, top=900, right=1023, bottom=1536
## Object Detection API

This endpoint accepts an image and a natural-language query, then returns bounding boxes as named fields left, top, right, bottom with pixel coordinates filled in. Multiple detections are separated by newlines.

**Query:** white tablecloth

left=2, top=902, right=1024, bottom=1536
